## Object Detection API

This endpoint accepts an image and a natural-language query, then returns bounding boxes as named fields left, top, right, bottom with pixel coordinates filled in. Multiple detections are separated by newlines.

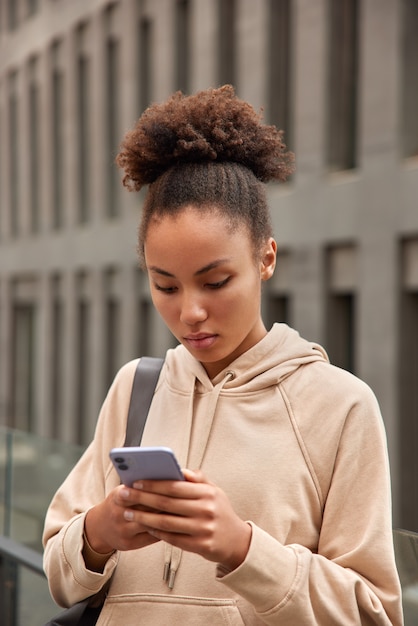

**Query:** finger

left=182, top=469, right=208, bottom=483
left=132, top=471, right=212, bottom=494
left=132, top=479, right=187, bottom=493
left=130, top=509, right=195, bottom=536
left=114, top=485, right=149, bottom=507
left=114, top=486, right=161, bottom=513
left=130, top=481, right=216, bottom=518
left=131, top=490, right=200, bottom=518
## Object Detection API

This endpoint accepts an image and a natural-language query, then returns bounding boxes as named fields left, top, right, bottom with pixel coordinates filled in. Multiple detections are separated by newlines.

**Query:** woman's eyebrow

left=195, top=259, right=231, bottom=276
left=148, top=266, right=174, bottom=277
left=148, top=258, right=232, bottom=278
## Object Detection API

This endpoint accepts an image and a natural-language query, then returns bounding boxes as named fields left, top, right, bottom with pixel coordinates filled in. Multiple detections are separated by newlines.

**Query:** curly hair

left=116, top=85, right=294, bottom=263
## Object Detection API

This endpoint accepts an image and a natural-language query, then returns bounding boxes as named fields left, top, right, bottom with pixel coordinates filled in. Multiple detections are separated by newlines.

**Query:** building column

left=237, top=0, right=266, bottom=108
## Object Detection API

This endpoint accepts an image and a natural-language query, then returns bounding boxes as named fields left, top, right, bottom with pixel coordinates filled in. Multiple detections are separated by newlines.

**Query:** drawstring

left=162, top=369, right=235, bottom=589
left=163, top=545, right=182, bottom=589
left=187, top=370, right=235, bottom=469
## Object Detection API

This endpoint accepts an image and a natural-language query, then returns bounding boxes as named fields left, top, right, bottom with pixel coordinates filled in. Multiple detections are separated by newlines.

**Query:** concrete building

left=0, top=0, right=417, bottom=530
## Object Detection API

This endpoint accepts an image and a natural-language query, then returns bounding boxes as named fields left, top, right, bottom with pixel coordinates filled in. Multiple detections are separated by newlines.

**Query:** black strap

left=45, top=357, right=164, bottom=626
left=124, top=357, right=164, bottom=447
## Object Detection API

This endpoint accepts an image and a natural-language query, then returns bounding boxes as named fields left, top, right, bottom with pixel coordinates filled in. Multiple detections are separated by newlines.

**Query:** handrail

left=0, top=528, right=417, bottom=624
left=0, top=534, right=44, bottom=575
left=0, top=426, right=84, bottom=552
left=0, top=535, right=48, bottom=626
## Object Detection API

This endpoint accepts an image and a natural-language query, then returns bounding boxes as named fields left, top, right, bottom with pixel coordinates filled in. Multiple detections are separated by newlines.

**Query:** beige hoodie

left=43, top=324, right=403, bottom=625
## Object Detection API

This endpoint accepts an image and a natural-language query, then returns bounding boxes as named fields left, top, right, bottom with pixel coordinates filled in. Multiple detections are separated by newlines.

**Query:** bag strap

left=124, top=356, right=164, bottom=447
left=45, top=358, right=164, bottom=626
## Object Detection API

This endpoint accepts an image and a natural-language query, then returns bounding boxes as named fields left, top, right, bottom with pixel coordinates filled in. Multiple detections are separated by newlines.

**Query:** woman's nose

left=179, top=294, right=208, bottom=325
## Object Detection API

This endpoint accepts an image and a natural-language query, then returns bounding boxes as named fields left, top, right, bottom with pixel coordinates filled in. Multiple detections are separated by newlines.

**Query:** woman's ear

left=260, top=238, right=277, bottom=281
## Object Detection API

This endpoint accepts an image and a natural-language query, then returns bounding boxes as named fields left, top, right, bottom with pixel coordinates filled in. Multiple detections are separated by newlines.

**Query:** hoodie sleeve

left=42, top=360, right=138, bottom=608
left=217, top=373, right=403, bottom=625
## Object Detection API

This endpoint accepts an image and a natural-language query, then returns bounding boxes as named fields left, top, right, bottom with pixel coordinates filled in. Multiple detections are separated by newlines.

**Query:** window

left=218, top=0, right=236, bottom=86
left=26, top=0, right=39, bottom=18
left=76, top=24, right=90, bottom=223
left=51, top=276, right=63, bottom=439
left=0, top=94, right=2, bottom=239
left=326, top=0, right=359, bottom=171
left=267, top=0, right=292, bottom=144
left=401, top=0, right=418, bottom=158
left=326, top=293, right=355, bottom=372
left=10, top=278, right=38, bottom=433
left=325, top=245, right=357, bottom=373
left=138, top=15, right=152, bottom=113
left=11, top=304, right=36, bottom=431
left=104, top=5, right=120, bottom=218
left=28, top=57, right=40, bottom=233
left=264, top=294, right=291, bottom=330
left=8, top=0, right=18, bottom=30
left=263, top=250, right=292, bottom=329
left=51, top=41, right=65, bottom=229
left=8, top=72, right=19, bottom=237
left=104, top=269, right=120, bottom=391
left=399, top=238, right=418, bottom=531
left=136, top=269, right=152, bottom=356
left=175, top=0, right=190, bottom=93
left=76, top=277, right=90, bottom=445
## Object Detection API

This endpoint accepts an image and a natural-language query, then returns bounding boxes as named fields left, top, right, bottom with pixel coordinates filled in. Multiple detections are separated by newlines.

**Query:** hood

left=164, top=323, right=329, bottom=392
left=154, top=323, right=328, bottom=590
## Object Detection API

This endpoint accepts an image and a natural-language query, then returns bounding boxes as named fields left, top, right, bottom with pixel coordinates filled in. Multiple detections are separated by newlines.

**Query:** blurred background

left=0, top=3, right=417, bottom=618
left=0, top=0, right=418, bottom=626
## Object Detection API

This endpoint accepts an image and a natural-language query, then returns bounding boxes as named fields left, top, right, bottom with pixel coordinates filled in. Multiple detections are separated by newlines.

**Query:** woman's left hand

left=125, top=469, right=252, bottom=571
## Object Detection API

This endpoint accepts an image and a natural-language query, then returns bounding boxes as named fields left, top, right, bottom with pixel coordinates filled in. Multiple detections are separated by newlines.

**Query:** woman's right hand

left=84, top=485, right=161, bottom=554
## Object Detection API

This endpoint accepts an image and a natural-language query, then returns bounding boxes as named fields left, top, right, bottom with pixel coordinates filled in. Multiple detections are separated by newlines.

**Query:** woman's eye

left=154, top=284, right=177, bottom=294
left=206, top=277, right=230, bottom=289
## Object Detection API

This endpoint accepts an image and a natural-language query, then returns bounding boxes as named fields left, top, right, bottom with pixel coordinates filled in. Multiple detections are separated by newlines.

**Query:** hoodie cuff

left=62, top=513, right=118, bottom=590
left=216, top=522, right=299, bottom=614
left=83, top=531, right=116, bottom=573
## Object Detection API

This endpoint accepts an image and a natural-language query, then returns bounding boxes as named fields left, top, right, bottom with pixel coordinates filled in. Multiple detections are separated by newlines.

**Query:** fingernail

left=121, top=488, right=130, bottom=499
left=133, top=481, right=143, bottom=490
left=124, top=509, right=134, bottom=521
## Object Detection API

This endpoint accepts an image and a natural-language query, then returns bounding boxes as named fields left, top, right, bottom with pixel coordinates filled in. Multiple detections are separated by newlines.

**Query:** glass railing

left=1, top=529, right=417, bottom=626
left=0, top=427, right=417, bottom=625
left=0, top=427, right=84, bottom=626
left=0, top=427, right=84, bottom=552
left=0, top=534, right=58, bottom=625
left=394, top=527, right=418, bottom=624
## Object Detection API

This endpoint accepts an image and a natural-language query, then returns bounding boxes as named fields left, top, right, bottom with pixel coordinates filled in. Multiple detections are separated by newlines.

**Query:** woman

left=43, top=86, right=403, bottom=624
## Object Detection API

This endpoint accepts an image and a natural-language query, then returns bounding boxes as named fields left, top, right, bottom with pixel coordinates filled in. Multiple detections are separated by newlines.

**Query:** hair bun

left=116, top=85, right=294, bottom=191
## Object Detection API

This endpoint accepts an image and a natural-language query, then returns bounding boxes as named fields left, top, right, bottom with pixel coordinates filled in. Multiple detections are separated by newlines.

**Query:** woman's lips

left=184, top=334, right=218, bottom=350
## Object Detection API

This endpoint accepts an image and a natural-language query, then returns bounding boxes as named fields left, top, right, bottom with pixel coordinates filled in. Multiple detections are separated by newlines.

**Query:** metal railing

left=0, top=529, right=417, bottom=625
left=393, top=527, right=418, bottom=624
left=0, top=427, right=84, bottom=625
left=0, top=427, right=417, bottom=625
left=0, top=427, right=83, bottom=550
left=0, top=534, right=58, bottom=625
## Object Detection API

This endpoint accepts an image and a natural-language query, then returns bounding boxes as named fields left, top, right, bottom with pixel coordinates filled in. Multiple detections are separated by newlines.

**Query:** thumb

left=182, top=468, right=208, bottom=483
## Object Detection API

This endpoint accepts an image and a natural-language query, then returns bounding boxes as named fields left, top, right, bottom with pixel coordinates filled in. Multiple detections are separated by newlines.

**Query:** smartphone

left=109, top=446, right=184, bottom=487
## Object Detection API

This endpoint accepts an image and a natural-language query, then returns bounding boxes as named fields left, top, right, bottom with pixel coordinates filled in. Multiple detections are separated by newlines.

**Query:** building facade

left=0, top=0, right=417, bottom=529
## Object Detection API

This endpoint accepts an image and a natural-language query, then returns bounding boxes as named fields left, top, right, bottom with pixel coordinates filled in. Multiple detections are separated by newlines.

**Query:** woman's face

left=144, top=206, right=276, bottom=378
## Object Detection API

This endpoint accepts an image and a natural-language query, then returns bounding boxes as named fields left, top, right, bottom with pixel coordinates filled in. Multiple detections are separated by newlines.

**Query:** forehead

left=144, top=207, right=252, bottom=265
